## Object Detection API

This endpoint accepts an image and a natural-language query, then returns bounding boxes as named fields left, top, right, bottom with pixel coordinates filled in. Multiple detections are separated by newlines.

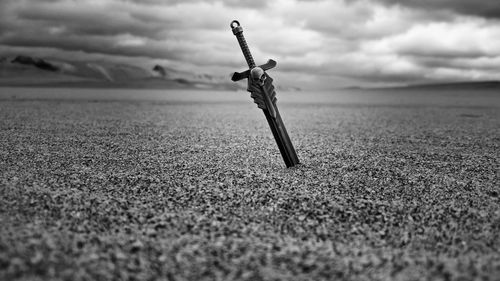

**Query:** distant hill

left=369, top=81, right=500, bottom=91
left=0, top=55, right=242, bottom=91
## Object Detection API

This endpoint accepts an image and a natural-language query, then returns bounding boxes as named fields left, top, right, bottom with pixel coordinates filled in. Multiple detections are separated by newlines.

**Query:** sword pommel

left=230, top=20, right=243, bottom=35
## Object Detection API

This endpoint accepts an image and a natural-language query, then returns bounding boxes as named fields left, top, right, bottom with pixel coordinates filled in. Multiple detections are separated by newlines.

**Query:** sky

left=1, top=0, right=500, bottom=89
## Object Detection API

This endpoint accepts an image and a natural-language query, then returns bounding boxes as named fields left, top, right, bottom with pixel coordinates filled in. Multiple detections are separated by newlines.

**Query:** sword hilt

left=230, top=20, right=256, bottom=69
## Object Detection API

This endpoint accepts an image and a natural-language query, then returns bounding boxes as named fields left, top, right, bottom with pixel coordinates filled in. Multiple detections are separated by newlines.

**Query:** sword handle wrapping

left=231, top=20, right=256, bottom=69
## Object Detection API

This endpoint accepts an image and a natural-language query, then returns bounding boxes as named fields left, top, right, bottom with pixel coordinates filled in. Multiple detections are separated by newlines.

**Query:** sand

left=1, top=87, right=499, bottom=280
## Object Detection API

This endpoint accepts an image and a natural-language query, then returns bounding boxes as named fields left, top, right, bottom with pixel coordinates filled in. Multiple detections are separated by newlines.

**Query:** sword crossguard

left=231, top=59, right=277, bottom=82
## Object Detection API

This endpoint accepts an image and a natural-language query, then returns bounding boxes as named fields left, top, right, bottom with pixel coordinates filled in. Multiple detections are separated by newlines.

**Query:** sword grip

left=230, top=20, right=256, bottom=69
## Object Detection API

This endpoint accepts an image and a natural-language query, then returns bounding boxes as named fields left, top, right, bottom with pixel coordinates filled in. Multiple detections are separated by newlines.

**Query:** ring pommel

left=230, top=20, right=243, bottom=35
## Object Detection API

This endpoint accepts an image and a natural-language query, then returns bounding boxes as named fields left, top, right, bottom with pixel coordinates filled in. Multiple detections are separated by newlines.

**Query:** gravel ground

left=0, top=89, right=499, bottom=280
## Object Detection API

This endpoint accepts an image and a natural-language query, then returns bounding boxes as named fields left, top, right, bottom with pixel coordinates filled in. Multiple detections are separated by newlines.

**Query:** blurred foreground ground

left=0, top=88, right=499, bottom=280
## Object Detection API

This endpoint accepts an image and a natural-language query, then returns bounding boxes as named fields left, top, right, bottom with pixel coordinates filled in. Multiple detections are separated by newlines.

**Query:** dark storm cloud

left=373, top=0, right=500, bottom=19
left=1, top=33, right=177, bottom=61
left=413, top=55, right=497, bottom=72
left=0, top=29, right=238, bottom=68
left=9, top=0, right=216, bottom=39
left=15, top=4, right=164, bottom=38
left=0, top=0, right=242, bottom=67
left=121, top=0, right=269, bottom=9
left=4, top=0, right=234, bottom=39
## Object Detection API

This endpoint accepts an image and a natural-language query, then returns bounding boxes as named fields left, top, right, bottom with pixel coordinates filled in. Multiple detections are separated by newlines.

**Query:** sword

left=230, top=20, right=300, bottom=168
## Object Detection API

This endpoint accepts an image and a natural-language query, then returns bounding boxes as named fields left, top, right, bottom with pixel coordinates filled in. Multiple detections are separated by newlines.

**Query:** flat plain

left=0, top=87, right=499, bottom=280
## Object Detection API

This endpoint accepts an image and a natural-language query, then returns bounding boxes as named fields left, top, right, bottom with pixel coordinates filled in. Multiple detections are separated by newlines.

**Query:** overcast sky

left=1, top=0, right=500, bottom=89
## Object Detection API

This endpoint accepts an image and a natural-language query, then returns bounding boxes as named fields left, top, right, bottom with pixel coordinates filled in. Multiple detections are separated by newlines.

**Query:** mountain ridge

left=3, top=55, right=496, bottom=91
left=0, top=55, right=241, bottom=91
left=364, top=81, right=500, bottom=91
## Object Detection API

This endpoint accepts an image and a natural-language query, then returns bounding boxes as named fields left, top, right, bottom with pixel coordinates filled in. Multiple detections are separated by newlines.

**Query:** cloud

left=1, top=0, right=499, bottom=89
left=358, top=18, right=500, bottom=82
left=123, top=0, right=270, bottom=9
left=372, top=0, right=500, bottom=19
left=1, top=1, right=238, bottom=62
left=366, top=19, right=500, bottom=58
